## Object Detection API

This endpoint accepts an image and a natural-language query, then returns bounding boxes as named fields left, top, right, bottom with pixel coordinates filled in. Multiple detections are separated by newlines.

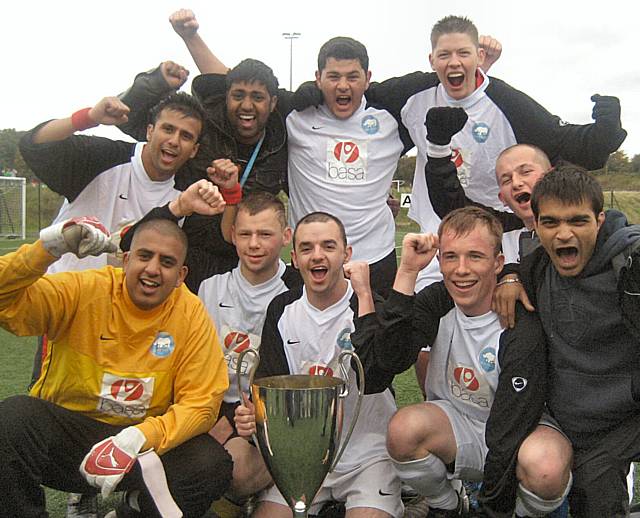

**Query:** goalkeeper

left=0, top=217, right=232, bottom=518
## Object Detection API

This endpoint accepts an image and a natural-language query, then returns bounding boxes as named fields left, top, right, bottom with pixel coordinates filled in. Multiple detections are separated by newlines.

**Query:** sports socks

left=514, top=472, right=572, bottom=517
left=392, top=453, right=459, bottom=510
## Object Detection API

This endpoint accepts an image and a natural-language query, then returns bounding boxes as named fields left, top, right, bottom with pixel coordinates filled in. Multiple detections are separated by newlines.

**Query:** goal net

left=0, top=177, right=26, bottom=239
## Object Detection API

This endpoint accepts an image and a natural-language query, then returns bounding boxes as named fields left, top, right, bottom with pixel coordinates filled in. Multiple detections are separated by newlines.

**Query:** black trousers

left=0, top=395, right=233, bottom=518
left=567, top=412, right=640, bottom=518
left=368, top=248, right=397, bottom=299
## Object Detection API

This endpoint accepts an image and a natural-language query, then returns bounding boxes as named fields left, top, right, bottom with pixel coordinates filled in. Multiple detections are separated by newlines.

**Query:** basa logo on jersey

left=309, top=364, right=334, bottom=377
left=326, top=139, right=367, bottom=183
left=334, top=142, right=360, bottom=163
left=110, top=379, right=145, bottom=401
left=97, top=373, right=154, bottom=419
left=224, top=331, right=251, bottom=353
left=453, top=367, right=480, bottom=391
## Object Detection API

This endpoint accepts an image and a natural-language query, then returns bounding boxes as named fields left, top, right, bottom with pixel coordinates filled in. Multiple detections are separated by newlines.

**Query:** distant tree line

left=0, top=128, right=638, bottom=186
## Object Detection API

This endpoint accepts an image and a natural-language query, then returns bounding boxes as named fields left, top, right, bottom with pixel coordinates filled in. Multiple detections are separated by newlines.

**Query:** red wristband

left=71, top=108, right=98, bottom=131
left=220, top=184, right=242, bottom=205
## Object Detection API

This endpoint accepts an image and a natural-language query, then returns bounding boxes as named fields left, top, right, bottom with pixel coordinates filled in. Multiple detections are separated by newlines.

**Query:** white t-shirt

left=286, top=100, right=403, bottom=263
left=426, top=306, right=503, bottom=423
left=48, top=143, right=179, bottom=274
left=198, top=260, right=290, bottom=403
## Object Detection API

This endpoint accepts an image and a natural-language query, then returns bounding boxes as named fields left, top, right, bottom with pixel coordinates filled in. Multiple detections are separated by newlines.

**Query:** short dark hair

left=438, top=206, right=503, bottom=255
left=317, top=37, right=369, bottom=72
left=430, top=15, right=479, bottom=48
left=226, top=59, right=279, bottom=97
left=149, top=92, right=205, bottom=140
left=131, top=218, right=188, bottom=264
left=293, top=212, right=347, bottom=249
left=236, top=192, right=287, bottom=229
left=531, top=164, right=604, bottom=220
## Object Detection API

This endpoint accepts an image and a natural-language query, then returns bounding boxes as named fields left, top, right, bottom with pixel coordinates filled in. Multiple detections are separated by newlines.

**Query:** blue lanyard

left=239, top=133, right=265, bottom=187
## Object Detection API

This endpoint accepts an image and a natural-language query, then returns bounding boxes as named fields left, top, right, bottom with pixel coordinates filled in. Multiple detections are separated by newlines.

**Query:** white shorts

left=429, top=399, right=487, bottom=482
left=259, top=457, right=403, bottom=517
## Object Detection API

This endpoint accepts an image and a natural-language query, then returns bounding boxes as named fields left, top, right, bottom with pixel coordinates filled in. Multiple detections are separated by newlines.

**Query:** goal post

left=0, top=176, right=26, bottom=240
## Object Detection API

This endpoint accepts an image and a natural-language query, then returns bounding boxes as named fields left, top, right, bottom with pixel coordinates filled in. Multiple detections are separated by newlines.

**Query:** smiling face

left=316, top=58, right=371, bottom=120
left=534, top=198, right=604, bottom=277
left=496, top=146, right=551, bottom=229
left=291, top=219, right=352, bottom=310
left=439, top=224, right=504, bottom=316
left=430, top=32, right=485, bottom=100
left=142, top=108, right=201, bottom=181
left=232, top=207, right=291, bottom=285
left=123, top=228, right=188, bottom=311
left=226, top=80, right=277, bottom=145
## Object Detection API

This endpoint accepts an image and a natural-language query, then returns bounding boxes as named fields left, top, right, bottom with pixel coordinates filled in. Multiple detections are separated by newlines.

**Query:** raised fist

left=88, top=97, right=130, bottom=127
left=40, top=216, right=117, bottom=258
left=169, top=9, right=199, bottom=40
left=160, top=61, right=189, bottom=90
left=425, top=107, right=468, bottom=146
left=591, top=94, right=622, bottom=131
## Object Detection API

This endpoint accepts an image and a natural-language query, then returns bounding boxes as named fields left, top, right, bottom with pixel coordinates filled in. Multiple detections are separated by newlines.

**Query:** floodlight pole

left=282, top=32, right=301, bottom=91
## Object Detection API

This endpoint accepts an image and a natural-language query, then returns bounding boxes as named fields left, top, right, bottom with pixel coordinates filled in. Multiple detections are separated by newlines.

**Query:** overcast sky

left=3, top=0, right=639, bottom=156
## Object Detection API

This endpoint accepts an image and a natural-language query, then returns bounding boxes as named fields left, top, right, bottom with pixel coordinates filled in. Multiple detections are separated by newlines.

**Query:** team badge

left=361, top=115, right=380, bottom=134
left=472, top=122, right=490, bottom=143
left=479, top=347, right=496, bottom=372
left=336, top=327, right=353, bottom=350
left=150, top=332, right=175, bottom=358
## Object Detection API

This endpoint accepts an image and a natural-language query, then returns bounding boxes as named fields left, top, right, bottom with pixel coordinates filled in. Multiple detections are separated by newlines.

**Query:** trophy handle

left=236, top=348, right=260, bottom=444
left=329, top=350, right=365, bottom=472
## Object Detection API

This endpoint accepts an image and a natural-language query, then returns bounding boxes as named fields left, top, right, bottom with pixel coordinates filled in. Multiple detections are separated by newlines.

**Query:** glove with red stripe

left=40, top=216, right=117, bottom=258
left=80, top=426, right=146, bottom=498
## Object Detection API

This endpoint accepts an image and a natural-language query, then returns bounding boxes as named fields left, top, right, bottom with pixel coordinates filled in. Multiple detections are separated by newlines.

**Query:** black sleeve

left=118, top=65, right=176, bottom=141
left=478, top=304, right=548, bottom=516
left=366, top=71, right=439, bottom=123
left=349, top=294, right=396, bottom=394
left=426, top=155, right=524, bottom=233
left=366, top=72, right=439, bottom=154
left=191, top=73, right=227, bottom=102
left=255, top=291, right=298, bottom=379
left=19, top=126, right=134, bottom=201
left=374, top=282, right=453, bottom=377
left=487, top=78, right=626, bottom=170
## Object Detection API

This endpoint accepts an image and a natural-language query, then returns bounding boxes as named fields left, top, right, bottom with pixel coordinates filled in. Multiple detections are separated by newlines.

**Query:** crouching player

left=379, top=207, right=569, bottom=517
left=0, top=217, right=233, bottom=517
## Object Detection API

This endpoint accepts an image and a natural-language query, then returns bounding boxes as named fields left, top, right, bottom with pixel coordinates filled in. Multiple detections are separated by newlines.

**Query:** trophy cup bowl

left=237, top=349, right=364, bottom=517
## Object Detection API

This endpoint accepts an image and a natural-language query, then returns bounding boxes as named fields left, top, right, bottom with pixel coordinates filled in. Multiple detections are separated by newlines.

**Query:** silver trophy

left=237, top=348, right=364, bottom=517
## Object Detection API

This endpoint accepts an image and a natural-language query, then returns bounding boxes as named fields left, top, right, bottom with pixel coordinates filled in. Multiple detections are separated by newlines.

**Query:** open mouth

left=140, top=278, right=160, bottom=293
left=555, top=246, right=579, bottom=266
left=237, top=114, right=256, bottom=130
left=336, top=95, right=351, bottom=106
left=515, top=192, right=531, bottom=204
left=452, top=280, right=477, bottom=290
left=161, top=149, right=178, bottom=162
left=447, top=72, right=465, bottom=87
left=310, top=266, right=328, bottom=281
